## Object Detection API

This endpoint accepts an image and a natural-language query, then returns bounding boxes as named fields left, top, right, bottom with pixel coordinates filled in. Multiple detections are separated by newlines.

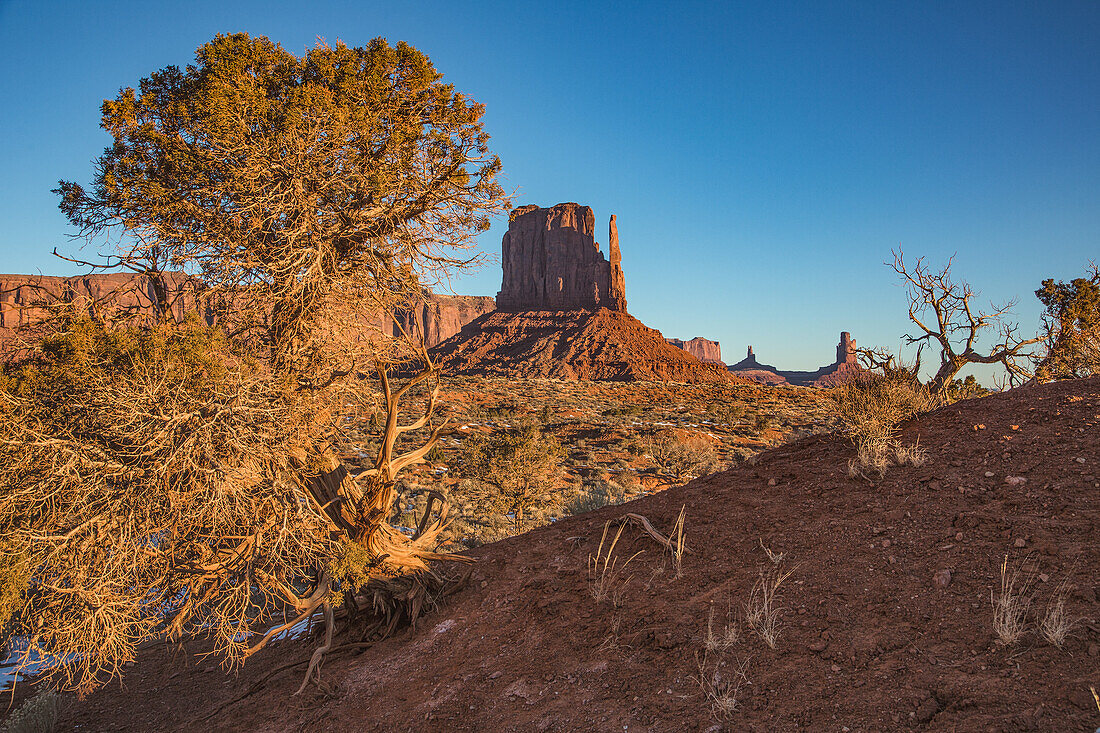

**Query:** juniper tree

left=1, top=33, right=508, bottom=693
left=1034, top=265, right=1100, bottom=379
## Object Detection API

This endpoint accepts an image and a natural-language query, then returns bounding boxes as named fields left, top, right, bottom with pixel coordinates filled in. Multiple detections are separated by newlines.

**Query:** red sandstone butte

left=496, top=203, right=626, bottom=312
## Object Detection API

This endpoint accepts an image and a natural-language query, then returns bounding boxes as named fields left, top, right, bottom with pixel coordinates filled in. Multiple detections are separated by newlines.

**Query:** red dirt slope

left=431, top=309, right=739, bottom=383
left=50, top=378, right=1100, bottom=730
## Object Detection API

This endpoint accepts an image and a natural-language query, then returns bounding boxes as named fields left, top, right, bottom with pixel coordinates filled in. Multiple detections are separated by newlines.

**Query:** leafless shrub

left=890, top=249, right=1041, bottom=394
left=991, top=555, right=1035, bottom=646
left=745, top=565, right=794, bottom=649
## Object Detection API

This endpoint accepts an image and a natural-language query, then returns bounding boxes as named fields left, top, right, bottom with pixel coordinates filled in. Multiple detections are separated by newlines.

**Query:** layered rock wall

left=0, top=272, right=205, bottom=331
left=1, top=274, right=492, bottom=349
left=496, top=203, right=626, bottom=312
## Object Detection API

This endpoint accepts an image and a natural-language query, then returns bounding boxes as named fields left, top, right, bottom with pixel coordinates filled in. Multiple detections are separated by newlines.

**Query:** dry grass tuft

left=703, top=603, right=740, bottom=654
left=745, top=565, right=794, bottom=649
left=758, top=539, right=785, bottom=566
left=588, top=521, right=642, bottom=608
left=991, top=555, right=1034, bottom=646
left=892, top=438, right=929, bottom=467
left=1038, top=576, right=1078, bottom=649
left=669, top=505, right=687, bottom=578
left=694, top=652, right=750, bottom=723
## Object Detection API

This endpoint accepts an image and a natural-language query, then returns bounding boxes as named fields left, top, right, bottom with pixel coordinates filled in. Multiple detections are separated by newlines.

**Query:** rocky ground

left=7, top=377, right=1100, bottom=731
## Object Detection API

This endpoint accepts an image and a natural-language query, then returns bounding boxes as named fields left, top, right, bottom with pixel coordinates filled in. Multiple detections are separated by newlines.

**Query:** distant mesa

left=0, top=272, right=209, bottom=346
left=497, top=203, right=627, bottom=312
left=0, top=273, right=491, bottom=350
left=727, top=332, right=861, bottom=387
left=383, top=292, right=495, bottom=348
left=665, top=336, right=722, bottom=364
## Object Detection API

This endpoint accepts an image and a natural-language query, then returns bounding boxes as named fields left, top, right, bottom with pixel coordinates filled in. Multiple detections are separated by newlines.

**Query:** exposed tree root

left=614, top=512, right=693, bottom=554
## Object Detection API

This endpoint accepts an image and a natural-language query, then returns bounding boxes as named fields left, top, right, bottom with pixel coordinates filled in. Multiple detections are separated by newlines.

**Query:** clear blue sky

left=1, top=1, right=1097, bottom=378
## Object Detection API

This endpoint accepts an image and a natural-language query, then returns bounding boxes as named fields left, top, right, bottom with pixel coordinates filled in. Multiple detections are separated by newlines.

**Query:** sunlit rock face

left=496, top=203, right=626, bottom=313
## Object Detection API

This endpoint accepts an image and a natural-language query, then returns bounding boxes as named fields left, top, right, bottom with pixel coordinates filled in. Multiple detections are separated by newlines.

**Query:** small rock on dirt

left=1005, top=476, right=1027, bottom=486
left=1014, top=538, right=1027, bottom=548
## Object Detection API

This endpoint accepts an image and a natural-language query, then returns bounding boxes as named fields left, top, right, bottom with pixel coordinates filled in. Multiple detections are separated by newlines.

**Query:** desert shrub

left=622, top=435, right=647, bottom=456
left=563, top=478, right=638, bottom=516
left=943, top=374, right=990, bottom=402
left=831, top=370, right=932, bottom=476
left=603, top=404, right=644, bottom=418
left=648, top=431, right=719, bottom=481
left=454, top=425, right=564, bottom=531
left=1, top=690, right=61, bottom=733
left=753, top=413, right=777, bottom=431
left=439, top=480, right=513, bottom=549
left=706, top=401, right=745, bottom=424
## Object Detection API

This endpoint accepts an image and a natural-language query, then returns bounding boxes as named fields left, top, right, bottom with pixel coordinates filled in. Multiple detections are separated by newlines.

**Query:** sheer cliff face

left=382, top=294, right=496, bottom=347
left=496, top=203, right=626, bottom=312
